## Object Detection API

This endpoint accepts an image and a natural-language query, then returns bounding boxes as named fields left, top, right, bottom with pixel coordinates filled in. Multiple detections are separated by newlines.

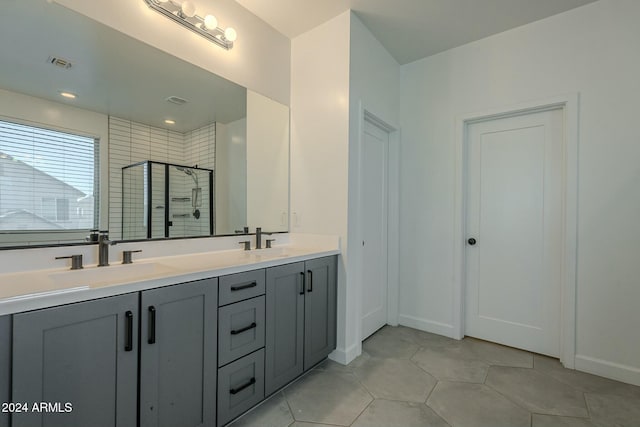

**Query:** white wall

left=290, top=11, right=400, bottom=364
left=246, top=91, right=290, bottom=232
left=215, top=118, right=247, bottom=234
left=346, top=14, right=400, bottom=356
left=54, top=0, right=290, bottom=105
left=290, top=11, right=351, bottom=362
left=399, top=0, right=640, bottom=385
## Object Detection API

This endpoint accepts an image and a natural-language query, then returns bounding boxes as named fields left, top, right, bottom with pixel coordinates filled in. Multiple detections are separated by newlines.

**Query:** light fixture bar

left=143, top=0, right=235, bottom=50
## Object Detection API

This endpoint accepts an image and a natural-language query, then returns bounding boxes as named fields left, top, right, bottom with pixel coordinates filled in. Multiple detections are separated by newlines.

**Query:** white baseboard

left=575, top=354, right=640, bottom=387
left=398, top=314, right=456, bottom=339
left=329, top=341, right=361, bottom=365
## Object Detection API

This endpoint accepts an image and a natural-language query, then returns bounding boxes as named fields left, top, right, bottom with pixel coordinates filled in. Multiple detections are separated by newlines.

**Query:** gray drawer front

left=218, top=296, right=265, bottom=366
left=219, top=270, right=265, bottom=306
left=217, top=349, right=265, bottom=426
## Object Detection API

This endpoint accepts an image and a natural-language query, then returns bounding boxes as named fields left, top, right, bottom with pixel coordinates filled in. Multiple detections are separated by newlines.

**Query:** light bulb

left=180, top=1, right=196, bottom=18
left=224, top=27, right=237, bottom=42
left=59, top=91, right=77, bottom=99
left=204, top=15, right=218, bottom=30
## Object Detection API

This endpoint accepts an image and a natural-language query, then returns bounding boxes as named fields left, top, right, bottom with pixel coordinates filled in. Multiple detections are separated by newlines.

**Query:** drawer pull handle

left=230, top=322, right=257, bottom=335
left=125, top=311, right=133, bottom=352
left=299, top=272, right=305, bottom=295
left=307, top=270, right=313, bottom=293
left=230, top=377, right=256, bottom=395
left=148, top=306, right=156, bottom=344
left=230, top=281, right=257, bottom=292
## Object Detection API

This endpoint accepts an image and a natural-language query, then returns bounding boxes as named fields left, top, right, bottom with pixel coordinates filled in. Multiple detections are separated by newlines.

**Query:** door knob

left=467, top=238, right=477, bottom=246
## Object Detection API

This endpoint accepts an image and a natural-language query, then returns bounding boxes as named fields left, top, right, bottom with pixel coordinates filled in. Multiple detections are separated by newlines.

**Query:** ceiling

left=0, top=0, right=246, bottom=133
left=234, top=0, right=599, bottom=64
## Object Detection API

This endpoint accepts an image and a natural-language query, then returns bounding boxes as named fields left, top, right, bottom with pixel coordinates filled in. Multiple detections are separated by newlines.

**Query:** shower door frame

left=122, top=160, right=214, bottom=239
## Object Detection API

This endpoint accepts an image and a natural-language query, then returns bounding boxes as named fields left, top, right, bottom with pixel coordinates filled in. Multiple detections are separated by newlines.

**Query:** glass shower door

left=168, top=165, right=212, bottom=238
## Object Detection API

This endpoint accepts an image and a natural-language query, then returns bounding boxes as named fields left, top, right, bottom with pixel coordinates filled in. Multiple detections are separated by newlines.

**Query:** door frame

left=452, top=94, right=579, bottom=368
left=354, top=102, right=400, bottom=344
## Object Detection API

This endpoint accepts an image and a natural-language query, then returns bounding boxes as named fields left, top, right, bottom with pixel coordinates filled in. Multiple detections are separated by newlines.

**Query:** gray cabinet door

left=140, top=278, right=217, bottom=427
left=304, top=256, right=337, bottom=370
left=264, top=262, right=305, bottom=396
left=0, top=316, right=10, bottom=427
left=12, top=293, right=138, bottom=427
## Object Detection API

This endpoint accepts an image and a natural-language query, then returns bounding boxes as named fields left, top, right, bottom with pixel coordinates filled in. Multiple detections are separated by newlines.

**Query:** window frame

left=0, top=116, right=101, bottom=245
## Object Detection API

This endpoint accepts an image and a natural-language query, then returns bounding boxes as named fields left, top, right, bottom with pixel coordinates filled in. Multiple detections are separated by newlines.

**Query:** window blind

left=0, top=119, right=99, bottom=232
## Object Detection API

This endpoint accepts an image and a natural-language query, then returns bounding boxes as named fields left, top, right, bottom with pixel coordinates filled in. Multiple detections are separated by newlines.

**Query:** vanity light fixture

left=143, top=0, right=237, bottom=50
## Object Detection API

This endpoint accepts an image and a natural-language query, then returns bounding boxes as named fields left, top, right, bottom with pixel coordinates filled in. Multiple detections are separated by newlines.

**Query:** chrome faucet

left=98, top=231, right=115, bottom=267
left=255, top=227, right=273, bottom=250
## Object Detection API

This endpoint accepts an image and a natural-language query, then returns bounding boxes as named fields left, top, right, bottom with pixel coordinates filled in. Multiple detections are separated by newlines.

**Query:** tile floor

left=229, top=325, right=640, bottom=427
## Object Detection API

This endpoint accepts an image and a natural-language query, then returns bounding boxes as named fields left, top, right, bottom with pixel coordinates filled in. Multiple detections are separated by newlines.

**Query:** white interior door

left=465, top=108, right=563, bottom=357
left=361, top=120, right=389, bottom=340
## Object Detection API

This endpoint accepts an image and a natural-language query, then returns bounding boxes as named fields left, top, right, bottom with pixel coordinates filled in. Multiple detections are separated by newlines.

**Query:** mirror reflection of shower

left=122, top=161, right=214, bottom=239
left=175, top=166, right=202, bottom=219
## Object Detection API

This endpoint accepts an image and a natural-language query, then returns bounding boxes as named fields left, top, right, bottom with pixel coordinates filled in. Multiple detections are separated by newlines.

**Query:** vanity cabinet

left=264, top=256, right=337, bottom=396
left=5, top=253, right=337, bottom=427
left=10, top=278, right=218, bottom=427
left=11, top=293, right=139, bottom=427
left=140, top=278, right=218, bottom=427
left=0, top=316, right=10, bottom=427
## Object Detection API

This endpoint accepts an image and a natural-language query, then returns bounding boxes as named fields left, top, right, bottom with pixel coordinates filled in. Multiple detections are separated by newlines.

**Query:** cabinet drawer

left=218, top=296, right=265, bottom=366
left=219, top=269, right=265, bottom=306
left=217, top=349, right=265, bottom=426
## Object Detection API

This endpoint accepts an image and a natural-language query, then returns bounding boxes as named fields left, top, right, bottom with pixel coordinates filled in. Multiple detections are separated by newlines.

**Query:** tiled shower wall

left=109, top=117, right=215, bottom=240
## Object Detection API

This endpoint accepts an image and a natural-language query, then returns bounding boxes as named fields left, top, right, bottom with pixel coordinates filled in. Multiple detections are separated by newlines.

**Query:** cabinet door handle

left=230, top=377, right=256, bottom=395
left=299, top=272, right=305, bottom=295
left=230, top=281, right=257, bottom=292
left=230, top=322, right=257, bottom=335
left=125, top=311, right=133, bottom=352
left=307, top=270, right=313, bottom=293
left=148, top=306, right=156, bottom=344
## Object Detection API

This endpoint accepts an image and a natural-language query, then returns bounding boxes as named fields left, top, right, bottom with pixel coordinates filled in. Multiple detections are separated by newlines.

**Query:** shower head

left=175, top=166, right=193, bottom=176
left=175, top=166, right=199, bottom=188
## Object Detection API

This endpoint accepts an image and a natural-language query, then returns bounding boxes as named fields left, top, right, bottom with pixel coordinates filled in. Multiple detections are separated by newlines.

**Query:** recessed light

left=59, top=91, right=77, bottom=99
left=164, top=119, right=176, bottom=125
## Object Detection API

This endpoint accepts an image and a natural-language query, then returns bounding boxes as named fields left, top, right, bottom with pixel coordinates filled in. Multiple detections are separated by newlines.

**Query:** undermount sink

left=50, top=262, right=176, bottom=287
left=250, top=247, right=292, bottom=258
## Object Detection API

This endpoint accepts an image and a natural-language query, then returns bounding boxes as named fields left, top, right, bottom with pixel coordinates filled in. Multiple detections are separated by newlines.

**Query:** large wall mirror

left=0, top=0, right=289, bottom=247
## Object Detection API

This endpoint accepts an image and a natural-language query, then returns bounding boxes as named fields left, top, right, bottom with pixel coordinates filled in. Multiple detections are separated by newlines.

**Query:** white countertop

left=0, top=243, right=340, bottom=316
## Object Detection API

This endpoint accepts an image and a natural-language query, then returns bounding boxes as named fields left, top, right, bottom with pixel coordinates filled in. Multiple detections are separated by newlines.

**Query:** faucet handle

left=266, top=239, right=276, bottom=249
left=239, top=241, right=251, bottom=251
left=122, top=250, right=142, bottom=264
left=55, top=254, right=83, bottom=270
left=86, top=229, right=99, bottom=242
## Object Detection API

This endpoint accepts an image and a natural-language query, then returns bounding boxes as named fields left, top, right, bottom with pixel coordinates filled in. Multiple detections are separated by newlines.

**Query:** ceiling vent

left=166, top=96, right=188, bottom=106
left=47, top=56, right=72, bottom=69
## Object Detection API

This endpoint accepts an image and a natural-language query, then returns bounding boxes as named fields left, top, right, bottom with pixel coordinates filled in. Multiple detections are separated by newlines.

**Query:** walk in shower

left=122, top=161, right=213, bottom=239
